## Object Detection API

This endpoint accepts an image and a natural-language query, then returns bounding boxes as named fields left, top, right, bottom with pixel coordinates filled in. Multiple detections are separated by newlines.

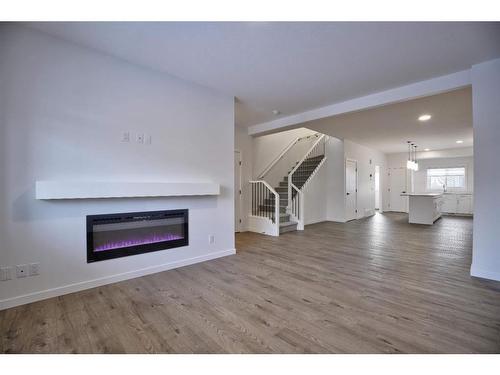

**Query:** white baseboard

left=470, top=264, right=500, bottom=282
left=304, top=217, right=327, bottom=226
left=0, top=249, right=235, bottom=311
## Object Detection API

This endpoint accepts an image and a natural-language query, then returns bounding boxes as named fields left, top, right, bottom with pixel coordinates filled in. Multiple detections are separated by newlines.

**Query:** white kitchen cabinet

left=456, top=195, right=473, bottom=214
left=405, top=193, right=443, bottom=225
left=441, top=193, right=473, bottom=215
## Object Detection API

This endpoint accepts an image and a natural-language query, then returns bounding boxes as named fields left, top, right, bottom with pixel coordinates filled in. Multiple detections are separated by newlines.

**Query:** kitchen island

left=401, top=193, right=443, bottom=225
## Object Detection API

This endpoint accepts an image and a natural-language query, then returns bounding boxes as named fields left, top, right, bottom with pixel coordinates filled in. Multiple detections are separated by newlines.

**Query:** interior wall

left=325, top=137, right=346, bottom=222
left=0, top=25, right=235, bottom=308
left=252, top=127, right=316, bottom=178
left=470, top=58, right=500, bottom=282
left=344, top=140, right=388, bottom=218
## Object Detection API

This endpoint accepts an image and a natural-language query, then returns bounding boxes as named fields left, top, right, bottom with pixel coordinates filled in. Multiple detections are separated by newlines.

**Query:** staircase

left=275, top=155, right=324, bottom=233
left=249, top=133, right=327, bottom=236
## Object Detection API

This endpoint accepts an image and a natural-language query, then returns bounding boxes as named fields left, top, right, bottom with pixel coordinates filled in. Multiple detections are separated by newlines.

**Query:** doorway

left=345, top=159, right=358, bottom=221
left=388, top=167, right=408, bottom=212
left=375, top=165, right=381, bottom=211
left=234, top=150, right=242, bottom=232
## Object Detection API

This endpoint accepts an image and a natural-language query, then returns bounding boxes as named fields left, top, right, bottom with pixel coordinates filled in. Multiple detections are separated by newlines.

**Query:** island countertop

left=400, top=193, right=443, bottom=197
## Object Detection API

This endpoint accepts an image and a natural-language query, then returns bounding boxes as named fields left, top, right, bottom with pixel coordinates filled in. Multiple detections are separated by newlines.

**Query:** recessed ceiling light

left=418, top=114, right=432, bottom=122
left=456, top=140, right=464, bottom=144
left=272, top=109, right=281, bottom=116
left=424, top=148, right=430, bottom=151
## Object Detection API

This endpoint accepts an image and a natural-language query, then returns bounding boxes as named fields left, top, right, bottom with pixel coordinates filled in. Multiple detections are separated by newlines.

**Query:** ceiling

left=26, top=22, right=500, bottom=127
left=306, top=87, right=473, bottom=154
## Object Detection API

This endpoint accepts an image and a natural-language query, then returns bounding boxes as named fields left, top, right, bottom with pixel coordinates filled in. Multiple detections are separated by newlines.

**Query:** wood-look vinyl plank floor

left=1, top=213, right=499, bottom=353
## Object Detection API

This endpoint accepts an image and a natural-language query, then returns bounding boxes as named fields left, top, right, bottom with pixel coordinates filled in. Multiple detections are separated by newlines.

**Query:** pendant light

left=406, top=141, right=414, bottom=170
left=406, top=141, right=419, bottom=171
left=413, top=144, right=419, bottom=171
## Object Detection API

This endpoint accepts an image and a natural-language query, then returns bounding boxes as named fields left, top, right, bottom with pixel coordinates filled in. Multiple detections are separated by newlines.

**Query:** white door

left=388, top=168, right=408, bottom=212
left=375, top=165, right=380, bottom=210
left=345, top=159, right=358, bottom=221
left=234, top=151, right=242, bottom=232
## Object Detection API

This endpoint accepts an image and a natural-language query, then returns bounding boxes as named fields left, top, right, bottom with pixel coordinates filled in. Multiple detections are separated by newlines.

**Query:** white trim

left=0, top=249, right=235, bottom=311
left=248, top=70, right=471, bottom=136
left=470, top=264, right=500, bottom=282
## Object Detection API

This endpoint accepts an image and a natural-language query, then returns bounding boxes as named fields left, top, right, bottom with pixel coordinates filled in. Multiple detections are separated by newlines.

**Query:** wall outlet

left=136, top=133, right=145, bottom=144
left=0, top=267, right=13, bottom=281
left=29, top=263, right=40, bottom=276
left=121, top=131, right=130, bottom=142
left=209, top=235, right=215, bottom=244
left=16, top=264, right=28, bottom=278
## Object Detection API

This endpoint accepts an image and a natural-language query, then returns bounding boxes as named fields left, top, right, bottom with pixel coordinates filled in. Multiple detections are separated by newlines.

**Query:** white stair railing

left=288, top=135, right=327, bottom=230
left=249, top=180, right=280, bottom=235
left=257, top=137, right=301, bottom=179
left=257, top=133, right=321, bottom=188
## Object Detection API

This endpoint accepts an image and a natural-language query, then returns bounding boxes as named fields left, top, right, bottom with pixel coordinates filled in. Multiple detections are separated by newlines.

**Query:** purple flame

left=94, top=233, right=183, bottom=252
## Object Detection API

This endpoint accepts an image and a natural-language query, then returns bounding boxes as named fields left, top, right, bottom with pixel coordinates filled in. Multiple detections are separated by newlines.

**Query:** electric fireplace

left=87, top=209, right=188, bottom=263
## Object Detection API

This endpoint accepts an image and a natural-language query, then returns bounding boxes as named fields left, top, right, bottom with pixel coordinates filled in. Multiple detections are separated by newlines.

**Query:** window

left=426, top=167, right=466, bottom=191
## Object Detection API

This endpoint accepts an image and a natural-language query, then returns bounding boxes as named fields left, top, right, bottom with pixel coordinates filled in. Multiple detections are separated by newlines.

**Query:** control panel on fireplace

left=86, top=209, right=188, bottom=263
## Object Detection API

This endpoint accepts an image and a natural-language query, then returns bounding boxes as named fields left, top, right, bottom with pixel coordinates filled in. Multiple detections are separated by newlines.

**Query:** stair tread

left=253, top=147, right=324, bottom=235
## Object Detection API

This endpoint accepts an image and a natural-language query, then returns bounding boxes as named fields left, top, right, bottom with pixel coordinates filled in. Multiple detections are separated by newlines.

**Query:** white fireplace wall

left=0, top=25, right=235, bottom=308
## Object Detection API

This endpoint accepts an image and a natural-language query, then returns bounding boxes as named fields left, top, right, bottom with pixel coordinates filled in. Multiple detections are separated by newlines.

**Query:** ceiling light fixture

left=424, top=148, right=430, bottom=151
left=456, top=140, right=464, bottom=144
left=418, top=114, right=432, bottom=122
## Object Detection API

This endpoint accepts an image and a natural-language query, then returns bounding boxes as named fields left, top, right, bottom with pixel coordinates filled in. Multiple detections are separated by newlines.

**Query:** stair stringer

left=288, top=155, right=327, bottom=230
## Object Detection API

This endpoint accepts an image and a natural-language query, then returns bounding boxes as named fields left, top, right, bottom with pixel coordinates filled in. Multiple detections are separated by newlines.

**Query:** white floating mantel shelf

left=35, top=181, right=220, bottom=200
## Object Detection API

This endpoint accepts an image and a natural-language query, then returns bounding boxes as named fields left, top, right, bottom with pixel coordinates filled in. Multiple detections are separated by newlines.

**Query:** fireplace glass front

left=87, top=209, right=188, bottom=262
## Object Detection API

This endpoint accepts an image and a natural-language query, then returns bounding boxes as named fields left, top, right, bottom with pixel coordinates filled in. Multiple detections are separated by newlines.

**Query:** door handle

left=346, top=192, right=350, bottom=195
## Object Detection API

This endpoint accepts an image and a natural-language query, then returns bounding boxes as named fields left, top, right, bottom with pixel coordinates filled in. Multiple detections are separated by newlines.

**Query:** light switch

left=29, top=263, right=40, bottom=276
left=0, top=267, right=12, bottom=281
